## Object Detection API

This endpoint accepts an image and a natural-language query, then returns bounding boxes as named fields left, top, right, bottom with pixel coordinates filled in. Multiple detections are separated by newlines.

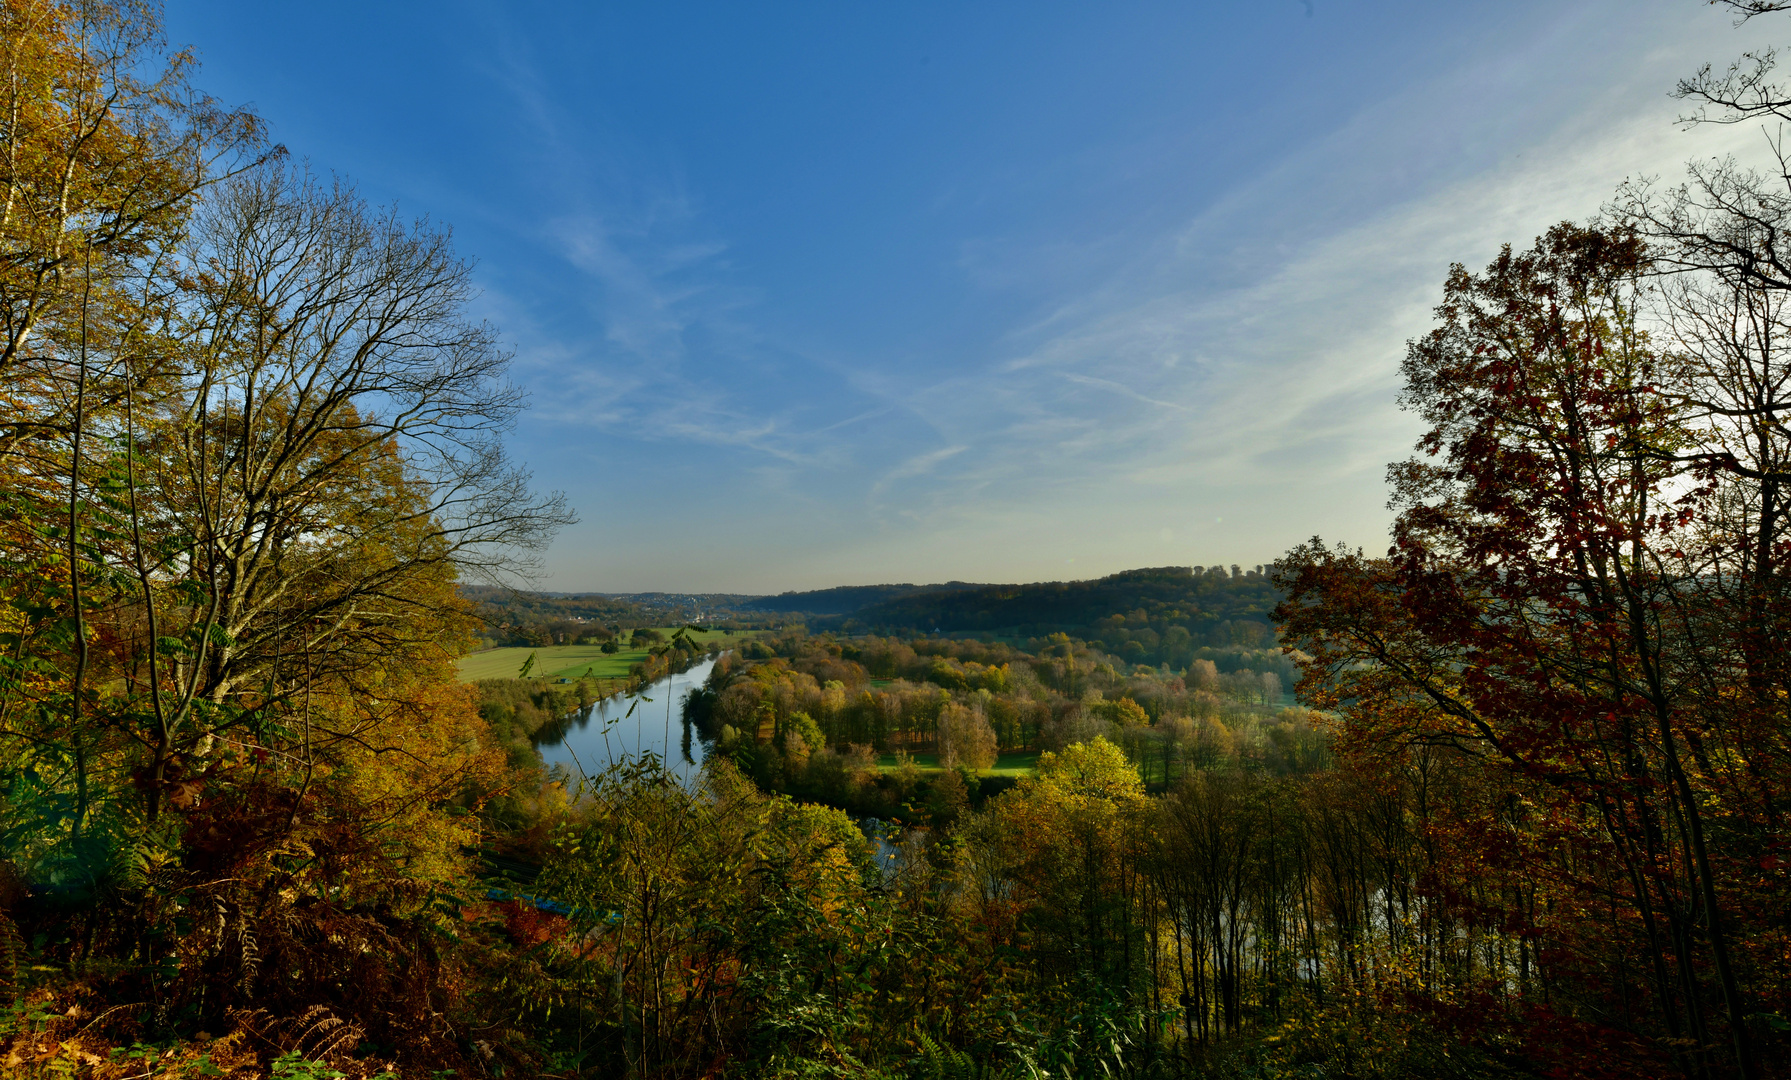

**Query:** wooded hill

left=742, top=581, right=983, bottom=615
left=459, top=586, right=652, bottom=646
left=839, top=565, right=1280, bottom=645
left=459, top=586, right=649, bottom=625
left=477, top=566, right=1282, bottom=650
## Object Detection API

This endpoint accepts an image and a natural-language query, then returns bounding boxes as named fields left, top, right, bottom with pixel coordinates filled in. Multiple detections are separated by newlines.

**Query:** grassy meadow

left=874, top=749, right=1040, bottom=778
left=456, top=627, right=746, bottom=682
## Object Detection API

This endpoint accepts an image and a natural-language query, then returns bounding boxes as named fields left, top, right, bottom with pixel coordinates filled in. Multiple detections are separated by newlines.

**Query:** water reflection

left=534, top=657, right=719, bottom=783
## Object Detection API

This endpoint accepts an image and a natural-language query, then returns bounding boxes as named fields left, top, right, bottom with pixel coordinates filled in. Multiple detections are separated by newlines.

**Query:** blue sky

left=165, top=0, right=1775, bottom=592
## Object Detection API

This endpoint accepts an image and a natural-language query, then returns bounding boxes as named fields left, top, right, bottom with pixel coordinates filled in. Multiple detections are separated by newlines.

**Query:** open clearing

left=875, top=750, right=1039, bottom=778
left=456, top=628, right=748, bottom=683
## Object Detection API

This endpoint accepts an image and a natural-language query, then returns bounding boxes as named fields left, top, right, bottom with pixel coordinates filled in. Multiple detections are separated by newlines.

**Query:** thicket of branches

left=1271, top=21, right=1791, bottom=1067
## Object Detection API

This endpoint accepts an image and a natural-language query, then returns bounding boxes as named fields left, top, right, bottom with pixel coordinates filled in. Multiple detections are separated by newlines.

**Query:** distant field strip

left=456, top=628, right=747, bottom=682
left=874, top=750, right=1039, bottom=778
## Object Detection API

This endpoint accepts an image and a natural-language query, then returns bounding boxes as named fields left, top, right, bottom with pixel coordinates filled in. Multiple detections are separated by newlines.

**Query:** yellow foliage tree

left=973, top=737, right=1148, bottom=997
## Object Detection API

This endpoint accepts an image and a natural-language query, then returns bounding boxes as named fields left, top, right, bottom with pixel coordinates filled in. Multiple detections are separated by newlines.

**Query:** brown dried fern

left=235, top=915, right=260, bottom=996
left=0, top=909, right=21, bottom=1004
left=232, top=1004, right=365, bottom=1066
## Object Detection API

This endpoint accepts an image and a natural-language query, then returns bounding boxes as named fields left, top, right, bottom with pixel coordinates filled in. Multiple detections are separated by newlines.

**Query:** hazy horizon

left=499, top=560, right=1278, bottom=599
left=166, top=0, right=1776, bottom=592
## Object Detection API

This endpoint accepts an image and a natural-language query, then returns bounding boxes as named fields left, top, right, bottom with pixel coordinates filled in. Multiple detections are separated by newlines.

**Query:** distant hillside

left=458, top=587, right=653, bottom=646
left=464, top=566, right=1282, bottom=648
left=460, top=586, right=648, bottom=623
left=459, top=587, right=799, bottom=645
left=846, top=565, right=1280, bottom=646
left=605, top=592, right=767, bottom=620
left=742, top=582, right=984, bottom=616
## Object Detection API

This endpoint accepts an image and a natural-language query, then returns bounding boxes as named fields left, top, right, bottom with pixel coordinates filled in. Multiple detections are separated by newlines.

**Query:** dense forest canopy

left=462, top=587, right=791, bottom=645
left=741, top=582, right=982, bottom=616
left=843, top=565, right=1280, bottom=646
left=465, top=565, right=1284, bottom=658
left=458, top=586, right=651, bottom=646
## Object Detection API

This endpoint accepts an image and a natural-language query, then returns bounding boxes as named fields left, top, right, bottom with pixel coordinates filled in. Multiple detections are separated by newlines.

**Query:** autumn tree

left=0, top=0, right=263, bottom=380
left=0, top=4, right=570, bottom=959
left=93, top=164, right=570, bottom=818
left=981, top=737, right=1150, bottom=1003
left=936, top=700, right=997, bottom=770
left=1277, top=221, right=1790, bottom=1077
left=0, top=0, right=265, bottom=905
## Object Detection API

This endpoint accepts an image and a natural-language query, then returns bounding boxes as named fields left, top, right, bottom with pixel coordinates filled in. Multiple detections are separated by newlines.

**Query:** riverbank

left=456, top=626, right=746, bottom=682
left=468, top=636, right=733, bottom=771
left=535, top=657, right=721, bottom=782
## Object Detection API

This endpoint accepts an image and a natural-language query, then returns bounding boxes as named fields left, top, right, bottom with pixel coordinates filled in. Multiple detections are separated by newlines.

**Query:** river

left=534, top=656, right=718, bottom=783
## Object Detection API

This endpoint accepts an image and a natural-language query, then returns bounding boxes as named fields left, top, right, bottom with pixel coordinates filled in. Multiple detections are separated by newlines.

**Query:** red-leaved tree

left=1277, top=223, right=1789, bottom=1079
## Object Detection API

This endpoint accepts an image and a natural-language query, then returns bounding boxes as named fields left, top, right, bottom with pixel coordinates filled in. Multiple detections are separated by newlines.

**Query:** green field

left=456, top=628, right=747, bottom=683
left=874, top=750, right=1039, bottom=778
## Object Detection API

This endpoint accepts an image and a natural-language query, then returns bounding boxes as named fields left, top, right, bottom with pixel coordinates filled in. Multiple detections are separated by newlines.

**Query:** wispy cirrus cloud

left=450, top=0, right=1779, bottom=588
left=815, top=1, right=1774, bottom=549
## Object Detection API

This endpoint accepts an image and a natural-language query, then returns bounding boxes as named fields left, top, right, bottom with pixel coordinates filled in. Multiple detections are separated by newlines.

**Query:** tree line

left=834, top=565, right=1282, bottom=646
left=681, top=628, right=1312, bottom=810
left=486, top=671, right=1560, bottom=1077
left=459, top=586, right=651, bottom=648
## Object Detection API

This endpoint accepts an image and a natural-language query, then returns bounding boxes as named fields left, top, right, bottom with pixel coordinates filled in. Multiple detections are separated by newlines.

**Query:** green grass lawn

left=873, top=749, right=1039, bottom=778
left=456, top=628, right=748, bottom=683
left=986, top=750, right=1041, bottom=777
